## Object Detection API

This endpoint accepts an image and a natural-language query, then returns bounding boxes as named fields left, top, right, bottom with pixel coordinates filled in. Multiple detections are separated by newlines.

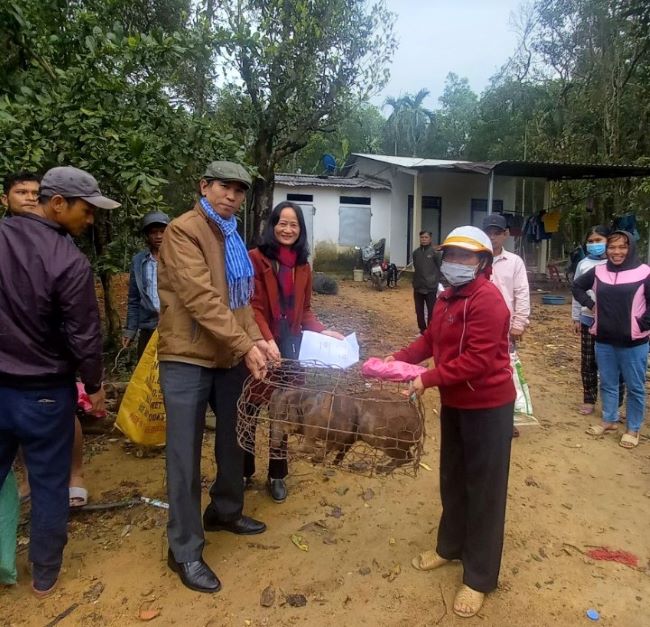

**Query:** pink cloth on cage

left=76, top=382, right=107, bottom=417
left=361, top=357, right=428, bottom=382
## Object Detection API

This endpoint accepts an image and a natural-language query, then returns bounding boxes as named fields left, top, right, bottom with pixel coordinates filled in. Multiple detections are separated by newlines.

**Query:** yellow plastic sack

left=115, top=330, right=166, bottom=446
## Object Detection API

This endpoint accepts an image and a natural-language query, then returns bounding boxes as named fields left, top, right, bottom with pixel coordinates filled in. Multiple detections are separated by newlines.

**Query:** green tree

left=216, top=0, right=396, bottom=237
left=0, top=1, right=242, bottom=346
left=428, top=73, right=478, bottom=159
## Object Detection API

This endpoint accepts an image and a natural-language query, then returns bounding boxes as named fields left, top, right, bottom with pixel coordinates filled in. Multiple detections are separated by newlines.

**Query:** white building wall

left=273, top=184, right=391, bottom=257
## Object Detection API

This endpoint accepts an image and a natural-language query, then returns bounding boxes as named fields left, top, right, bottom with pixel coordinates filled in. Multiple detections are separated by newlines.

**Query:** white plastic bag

left=511, top=351, right=537, bottom=426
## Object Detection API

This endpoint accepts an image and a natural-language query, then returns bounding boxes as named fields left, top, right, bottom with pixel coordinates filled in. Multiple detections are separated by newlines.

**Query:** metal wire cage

left=236, top=360, right=425, bottom=477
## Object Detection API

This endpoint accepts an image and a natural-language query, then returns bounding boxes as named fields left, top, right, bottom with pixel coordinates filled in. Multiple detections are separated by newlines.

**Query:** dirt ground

left=3, top=280, right=650, bottom=627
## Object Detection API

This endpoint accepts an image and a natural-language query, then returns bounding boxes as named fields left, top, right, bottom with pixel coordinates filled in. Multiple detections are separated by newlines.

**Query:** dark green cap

left=202, top=161, right=252, bottom=190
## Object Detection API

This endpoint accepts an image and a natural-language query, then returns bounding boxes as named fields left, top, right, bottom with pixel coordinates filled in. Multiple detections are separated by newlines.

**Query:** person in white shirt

left=482, top=214, right=530, bottom=436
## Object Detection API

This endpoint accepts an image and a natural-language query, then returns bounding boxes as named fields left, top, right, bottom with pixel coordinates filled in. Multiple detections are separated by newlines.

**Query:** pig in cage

left=236, top=360, right=425, bottom=477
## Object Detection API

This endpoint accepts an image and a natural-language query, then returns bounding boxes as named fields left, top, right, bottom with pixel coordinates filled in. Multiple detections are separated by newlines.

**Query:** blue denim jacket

left=124, top=250, right=160, bottom=339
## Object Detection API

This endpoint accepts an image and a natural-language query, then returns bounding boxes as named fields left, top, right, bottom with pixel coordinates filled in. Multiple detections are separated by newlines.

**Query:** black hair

left=258, top=201, right=309, bottom=264
left=584, top=224, right=610, bottom=243
left=3, top=171, right=40, bottom=194
left=419, top=230, right=432, bottom=237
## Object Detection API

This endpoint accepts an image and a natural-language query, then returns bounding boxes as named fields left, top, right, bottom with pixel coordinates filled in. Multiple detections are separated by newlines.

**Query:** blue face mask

left=441, top=261, right=478, bottom=287
left=586, top=242, right=606, bottom=257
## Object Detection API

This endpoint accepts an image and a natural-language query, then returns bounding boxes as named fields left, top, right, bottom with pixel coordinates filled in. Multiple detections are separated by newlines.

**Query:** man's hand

left=321, top=329, right=345, bottom=341
left=573, top=321, right=581, bottom=334
left=121, top=336, right=132, bottom=349
left=244, top=345, right=267, bottom=380
left=384, top=355, right=395, bottom=363
left=409, top=375, right=425, bottom=397
left=256, top=339, right=281, bottom=365
left=88, top=386, right=106, bottom=414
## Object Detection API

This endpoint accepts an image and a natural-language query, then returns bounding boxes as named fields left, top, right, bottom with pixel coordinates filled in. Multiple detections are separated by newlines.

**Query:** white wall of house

left=275, top=160, right=548, bottom=267
left=272, top=184, right=391, bottom=258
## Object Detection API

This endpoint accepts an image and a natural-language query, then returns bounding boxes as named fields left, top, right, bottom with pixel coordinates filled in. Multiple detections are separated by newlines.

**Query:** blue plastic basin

left=542, top=294, right=566, bottom=305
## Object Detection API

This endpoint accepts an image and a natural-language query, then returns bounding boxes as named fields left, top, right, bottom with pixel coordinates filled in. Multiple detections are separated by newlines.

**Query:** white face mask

left=440, top=261, right=478, bottom=286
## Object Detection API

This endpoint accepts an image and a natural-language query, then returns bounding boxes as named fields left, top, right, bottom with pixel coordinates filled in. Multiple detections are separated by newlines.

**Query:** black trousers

left=436, top=402, right=514, bottom=593
left=242, top=410, right=288, bottom=480
left=160, top=361, right=247, bottom=563
left=580, top=324, right=625, bottom=406
left=414, top=290, right=437, bottom=332
left=137, top=328, right=156, bottom=361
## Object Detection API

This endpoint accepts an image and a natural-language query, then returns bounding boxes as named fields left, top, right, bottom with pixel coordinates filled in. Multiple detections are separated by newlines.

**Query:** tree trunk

left=91, top=212, right=121, bottom=351
left=250, top=171, right=275, bottom=244
left=100, top=271, right=122, bottom=352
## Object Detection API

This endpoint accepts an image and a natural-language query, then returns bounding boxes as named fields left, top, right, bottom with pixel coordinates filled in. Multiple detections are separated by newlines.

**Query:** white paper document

left=298, top=331, right=359, bottom=368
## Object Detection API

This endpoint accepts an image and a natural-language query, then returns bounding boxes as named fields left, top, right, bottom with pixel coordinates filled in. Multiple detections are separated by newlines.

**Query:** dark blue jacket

left=124, top=250, right=159, bottom=338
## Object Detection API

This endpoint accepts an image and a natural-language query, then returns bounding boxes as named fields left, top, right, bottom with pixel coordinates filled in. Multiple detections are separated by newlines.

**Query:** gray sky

left=375, top=0, right=524, bottom=110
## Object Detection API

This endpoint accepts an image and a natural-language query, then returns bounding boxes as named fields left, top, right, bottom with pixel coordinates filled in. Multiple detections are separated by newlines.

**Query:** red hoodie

left=393, top=274, right=515, bottom=409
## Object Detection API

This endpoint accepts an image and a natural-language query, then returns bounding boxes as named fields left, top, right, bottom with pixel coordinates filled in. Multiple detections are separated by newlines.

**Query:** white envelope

left=298, top=331, right=359, bottom=369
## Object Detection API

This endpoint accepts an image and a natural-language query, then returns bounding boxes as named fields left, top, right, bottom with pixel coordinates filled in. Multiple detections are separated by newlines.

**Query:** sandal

left=411, top=550, right=449, bottom=571
left=586, top=424, right=617, bottom=436
left=69, top=486, right=88, bottom=508
left=578, top=404, right=595, bottom=415
left=453, top=585, right=484, bottom=618
left=619, top=432, right=639, bottom=449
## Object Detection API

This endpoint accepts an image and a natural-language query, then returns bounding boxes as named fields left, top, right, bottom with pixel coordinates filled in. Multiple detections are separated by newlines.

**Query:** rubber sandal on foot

left=453, top=585, right=484, bottom=618
left=619, top=432, right=639, bottom=449
left=411, top=550, right=449, bottom=571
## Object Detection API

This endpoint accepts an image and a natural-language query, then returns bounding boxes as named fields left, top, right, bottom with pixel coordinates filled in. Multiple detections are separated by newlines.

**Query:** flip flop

left=453, top=585, right=484, bottom=618
left=411, top=550, right=449, bottom=571
left=578, top=404, right=595, bottom=415
left=619, top=432, right=639, bottom=449
left=69, top=486, right=88, bottom=508
left=585, top=424, right=617, bottom=436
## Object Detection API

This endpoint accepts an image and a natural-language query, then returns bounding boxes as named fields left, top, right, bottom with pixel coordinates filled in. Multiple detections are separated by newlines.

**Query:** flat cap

left=203, top=161, right=252, bottom=190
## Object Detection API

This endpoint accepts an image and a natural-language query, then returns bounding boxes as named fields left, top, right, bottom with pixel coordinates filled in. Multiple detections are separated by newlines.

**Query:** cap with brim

left=203, top=161, right=252, bottom=190
left=142, top=211, right=171, bottom=231
left=481, top=213, right=508, bottom=231
left=40, top=166, right=120, bottom=209
left=440, top=226, right=493, bottom=254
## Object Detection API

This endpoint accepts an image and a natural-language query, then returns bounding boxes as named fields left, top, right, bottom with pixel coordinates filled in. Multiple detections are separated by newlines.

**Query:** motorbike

left=357, top=239, right=398, bottom=291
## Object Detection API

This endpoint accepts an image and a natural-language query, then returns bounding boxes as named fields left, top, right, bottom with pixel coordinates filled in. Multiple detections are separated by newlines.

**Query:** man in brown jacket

left=158, top=161, right=268, bottom=593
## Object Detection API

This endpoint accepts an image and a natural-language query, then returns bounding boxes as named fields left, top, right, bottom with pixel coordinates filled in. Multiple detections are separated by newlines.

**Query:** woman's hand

left=383, top=355, right=395, bottom=363
left=321, top=329, right=345, bottom=341
left=266, top=339, right=282, bottom=365
left=409, top=375, right=425, bottom=397
left=255, top=339, right=281, bottom=365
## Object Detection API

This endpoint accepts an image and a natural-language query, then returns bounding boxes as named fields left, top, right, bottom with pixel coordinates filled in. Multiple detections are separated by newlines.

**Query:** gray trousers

left=160, top=360, right=247, bottom=562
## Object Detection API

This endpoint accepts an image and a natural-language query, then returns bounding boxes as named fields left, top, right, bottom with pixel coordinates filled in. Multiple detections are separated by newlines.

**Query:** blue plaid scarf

left=199, top=196, right=254, bottom=309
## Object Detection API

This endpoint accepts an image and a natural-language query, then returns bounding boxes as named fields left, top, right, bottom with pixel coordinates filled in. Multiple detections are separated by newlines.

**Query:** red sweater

left=393, top=275, right=515, bottom=409
left=249, top=248, right=325, bottom=341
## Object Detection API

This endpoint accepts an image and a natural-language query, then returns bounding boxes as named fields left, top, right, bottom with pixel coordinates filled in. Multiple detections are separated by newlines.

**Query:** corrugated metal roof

left=350, top=154, right=471, bottom=168
left=349, top=153, right=650, bottom=181
left=275, top=172, right=391, bottom=190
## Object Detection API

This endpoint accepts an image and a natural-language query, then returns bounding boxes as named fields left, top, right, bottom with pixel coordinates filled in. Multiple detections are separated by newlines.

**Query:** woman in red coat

left=388, top=226, right=515, bottom=618
left=245, top=201, right=343, bottom=502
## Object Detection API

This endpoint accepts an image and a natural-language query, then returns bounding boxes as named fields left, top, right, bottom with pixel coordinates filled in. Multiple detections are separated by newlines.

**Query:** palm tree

left=383, top=89, right=434, bottom=156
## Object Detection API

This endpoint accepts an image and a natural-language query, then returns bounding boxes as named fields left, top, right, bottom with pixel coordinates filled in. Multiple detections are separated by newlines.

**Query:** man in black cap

left=481, top=213, right=530, bottom=437
left=123, top=211, right=171, bottom=358
left=0, top=166, right=119, bottom=597
left=157, top=160, right=269, bottom=593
